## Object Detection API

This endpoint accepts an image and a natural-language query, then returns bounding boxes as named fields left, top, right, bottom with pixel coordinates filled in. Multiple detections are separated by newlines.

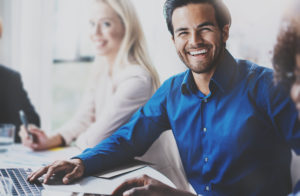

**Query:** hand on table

left=112, top=174, right=195, bottom=196
left=19, top=124, right=63, bottom=151
left=27, top=159, right=85, bottom=184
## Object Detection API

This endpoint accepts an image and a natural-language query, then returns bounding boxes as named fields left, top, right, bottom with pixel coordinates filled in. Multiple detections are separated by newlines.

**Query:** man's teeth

left=189, top=49, right=207, bottom=56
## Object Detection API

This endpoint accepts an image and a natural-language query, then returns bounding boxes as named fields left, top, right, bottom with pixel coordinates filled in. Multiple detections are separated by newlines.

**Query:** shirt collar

left=181, top=70, right=197, bottom=94
left=181, top=50, right=237, bottom=95
left=211, top=50, right=237, bottom=93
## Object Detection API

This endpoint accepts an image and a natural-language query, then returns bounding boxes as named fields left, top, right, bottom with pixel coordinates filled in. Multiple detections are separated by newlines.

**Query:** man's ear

left=222, top=24, right=230, bottom=43
left=171, top=35, right=175, bottom=43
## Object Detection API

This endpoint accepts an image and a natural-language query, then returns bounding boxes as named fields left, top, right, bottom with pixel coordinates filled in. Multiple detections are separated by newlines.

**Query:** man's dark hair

left=272, top=22, right=300, bottom=87
left=272, top=0, right=300, bottom=88
left=163, top=0, right=231, bottom=36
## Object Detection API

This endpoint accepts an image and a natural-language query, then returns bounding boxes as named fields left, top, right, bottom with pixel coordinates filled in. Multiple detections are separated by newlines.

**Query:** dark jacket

left=0, top=65, right=40, bottom=143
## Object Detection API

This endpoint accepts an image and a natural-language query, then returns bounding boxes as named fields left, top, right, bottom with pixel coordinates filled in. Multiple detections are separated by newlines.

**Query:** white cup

left=0, top=177, right=13, bottom=196
left=0, top=124, right=15, bottom=153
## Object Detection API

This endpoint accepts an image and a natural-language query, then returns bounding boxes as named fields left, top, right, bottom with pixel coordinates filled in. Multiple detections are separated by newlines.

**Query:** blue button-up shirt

left=76, top=50, right=300, bottom=196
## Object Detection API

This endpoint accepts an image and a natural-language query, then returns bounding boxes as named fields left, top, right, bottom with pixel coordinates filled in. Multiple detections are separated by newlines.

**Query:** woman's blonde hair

left=0, top=18, right=2, bottom=38
left=93, top=0, right=160, bottom=90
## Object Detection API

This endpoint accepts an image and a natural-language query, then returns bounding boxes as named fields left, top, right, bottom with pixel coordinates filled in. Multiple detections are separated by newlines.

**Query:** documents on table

left=94, top=159, right=150, bottom=179
left=0, top=144, right=80, bottom=168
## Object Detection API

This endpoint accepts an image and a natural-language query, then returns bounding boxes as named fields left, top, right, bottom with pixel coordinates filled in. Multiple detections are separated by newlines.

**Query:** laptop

left=0, top=168, right=110, bottom=196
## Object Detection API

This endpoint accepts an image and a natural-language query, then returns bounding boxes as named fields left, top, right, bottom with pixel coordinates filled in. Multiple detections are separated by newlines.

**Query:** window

left=51, top=0, right=93, bottom=129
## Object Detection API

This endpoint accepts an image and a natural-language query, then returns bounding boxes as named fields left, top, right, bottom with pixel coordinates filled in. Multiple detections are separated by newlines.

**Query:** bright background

left=0, top=0, right=291, bottom=130
left=1, top=0, right=300, bottom=188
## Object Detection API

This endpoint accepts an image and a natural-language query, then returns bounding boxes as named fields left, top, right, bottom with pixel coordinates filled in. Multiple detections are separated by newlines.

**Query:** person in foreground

left=0, top=18, right=40, bottom=143
left=28, top=0, right=300, bottom=195
left=272, top=0, right=300, bottom=194
left=272, top=0, right=300, bottom=118
left=19, top=0, right=160, bottom=150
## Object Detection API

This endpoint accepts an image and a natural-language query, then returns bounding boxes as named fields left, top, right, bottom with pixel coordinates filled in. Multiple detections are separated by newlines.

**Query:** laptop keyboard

left=0, top=168, right=44, bottom=196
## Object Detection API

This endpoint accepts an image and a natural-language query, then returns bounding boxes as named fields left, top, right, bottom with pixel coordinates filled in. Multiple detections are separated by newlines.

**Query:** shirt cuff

left=58, top=130, right=74, bottom=145
left=72, top=149, right=104, bottom=176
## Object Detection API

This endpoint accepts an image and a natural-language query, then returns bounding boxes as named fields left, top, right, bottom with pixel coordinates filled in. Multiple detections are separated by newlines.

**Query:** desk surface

left=0, top=144, right=174, bottom=195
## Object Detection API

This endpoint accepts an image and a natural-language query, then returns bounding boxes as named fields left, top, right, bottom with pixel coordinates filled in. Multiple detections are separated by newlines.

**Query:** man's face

left=171, top=3, right=229, bottom=74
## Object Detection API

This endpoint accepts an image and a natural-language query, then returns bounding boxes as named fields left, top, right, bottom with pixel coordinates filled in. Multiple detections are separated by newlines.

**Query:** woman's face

left=89, top=1, right=125, bottom=60
left=0, top=19, right=2, bottom=38
left=291, top=53, right=300, bottom=116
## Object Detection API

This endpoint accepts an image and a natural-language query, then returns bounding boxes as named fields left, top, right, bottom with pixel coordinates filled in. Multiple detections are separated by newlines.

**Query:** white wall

left=226, top=0, right=289, bottom=67
left=130, top=0, right=291, bottom=74
left=0, top=0, right=294, bottom=128
left=0, top=0, right=55, bottom=130
left=131, top=0, right=186, bottom=82
left=0, top=0, right=12, bottom=67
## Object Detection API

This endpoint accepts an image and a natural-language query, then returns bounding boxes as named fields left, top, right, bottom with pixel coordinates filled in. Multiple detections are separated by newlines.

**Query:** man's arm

left=28, top=80, right=172, bottom=183
left=75, top=81, right=172, bottom=176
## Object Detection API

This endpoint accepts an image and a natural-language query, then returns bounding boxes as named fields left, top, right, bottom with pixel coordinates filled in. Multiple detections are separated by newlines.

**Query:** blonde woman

left=20, top=0, right=160, bottom=150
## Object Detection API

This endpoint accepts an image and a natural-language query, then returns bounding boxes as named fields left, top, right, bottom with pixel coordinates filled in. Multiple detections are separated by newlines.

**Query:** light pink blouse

left=57, top=65, right=153, bottom=149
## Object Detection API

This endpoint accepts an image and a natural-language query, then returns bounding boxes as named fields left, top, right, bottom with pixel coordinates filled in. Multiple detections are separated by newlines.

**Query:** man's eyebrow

left=174, top=22, right=216, bottom=34
left=174, top=27, right=188, bottom=34
left=197, top=22, right=215, bottom=28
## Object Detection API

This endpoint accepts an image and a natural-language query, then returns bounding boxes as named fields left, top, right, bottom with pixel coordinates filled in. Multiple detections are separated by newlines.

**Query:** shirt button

left=205, top=186, right=210, bottom=191
left=204, top=157, right=208, bottom=163
left=204, top=99, right=207, bottom=103
left=203, top=127, right=207, bottom=132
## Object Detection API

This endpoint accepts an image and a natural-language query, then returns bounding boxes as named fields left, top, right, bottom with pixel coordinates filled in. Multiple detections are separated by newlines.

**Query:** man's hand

left=27, top=159, right=85, bottom=184
left=112, top=175, right=195, bottom=196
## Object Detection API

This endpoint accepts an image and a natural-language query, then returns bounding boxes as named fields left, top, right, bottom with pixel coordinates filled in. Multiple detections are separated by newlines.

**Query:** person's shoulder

left=117, top=64, right=151, bottom=81
left=159, top=70, right=187, bottom=92
left=164, top=70, right=186, bottom=84
left=237, top=59, right=289, bottom=100
left=122, top=64, right=148, bottom=74
left=0, top=64, right=18, bottom=74
left=236, top=59, right=272, bottom=77
left=0, top=65, right=20, bottom=79
left=148, top=71, right=187, bottom=103
left=0, top=65, right=22, bottom=93
left=235, top=59, right=274, bottom=86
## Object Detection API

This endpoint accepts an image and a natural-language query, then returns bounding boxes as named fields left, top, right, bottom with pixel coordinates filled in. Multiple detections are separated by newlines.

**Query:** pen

left=19, top=110, right=33, bottom=141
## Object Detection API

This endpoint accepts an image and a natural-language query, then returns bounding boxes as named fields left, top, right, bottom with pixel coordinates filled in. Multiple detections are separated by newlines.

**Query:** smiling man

left=28, top=0, right=300, bottom=195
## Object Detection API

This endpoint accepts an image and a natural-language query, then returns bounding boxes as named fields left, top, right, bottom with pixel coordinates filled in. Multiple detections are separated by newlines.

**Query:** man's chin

left=189, top=65, right=214, bottom=74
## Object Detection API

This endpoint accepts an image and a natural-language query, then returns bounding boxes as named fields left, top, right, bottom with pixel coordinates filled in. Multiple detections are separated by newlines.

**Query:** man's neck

left=192, top=50, right=225, bottom=96
left=192, top=67, right=216, bottom=96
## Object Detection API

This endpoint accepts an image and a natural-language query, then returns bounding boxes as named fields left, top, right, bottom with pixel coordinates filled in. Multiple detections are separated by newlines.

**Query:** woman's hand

left=19, top=124, right=63, bottom=150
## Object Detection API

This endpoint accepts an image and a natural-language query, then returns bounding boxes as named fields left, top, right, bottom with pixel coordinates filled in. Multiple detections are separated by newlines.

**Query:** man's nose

left=190, top=31, right=203, bottom=45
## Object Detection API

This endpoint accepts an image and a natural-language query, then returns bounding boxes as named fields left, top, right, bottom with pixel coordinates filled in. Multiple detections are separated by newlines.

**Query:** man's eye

left=201, top=28, right=212, bottom=32
left=178, top=32, right=188, bottom=36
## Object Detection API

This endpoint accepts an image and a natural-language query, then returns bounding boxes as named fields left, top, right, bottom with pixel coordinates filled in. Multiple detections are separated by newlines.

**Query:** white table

left=0, top=144, right=175, bottom=195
